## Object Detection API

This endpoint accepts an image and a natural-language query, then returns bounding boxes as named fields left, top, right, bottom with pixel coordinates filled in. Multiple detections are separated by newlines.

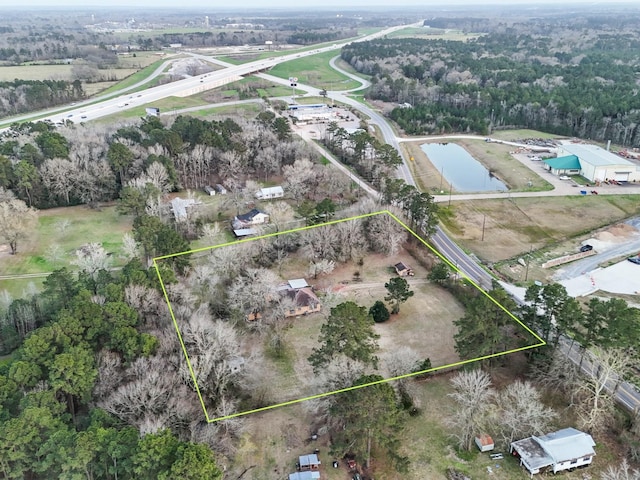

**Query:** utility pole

left=481, top=214, right=486, bottom=241
left=448, top=181, right=452, bottom=207
left=524, top=245, right=533, bottom=281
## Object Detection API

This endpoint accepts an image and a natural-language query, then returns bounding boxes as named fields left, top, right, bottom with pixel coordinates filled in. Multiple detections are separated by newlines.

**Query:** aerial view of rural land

left=2, top=0, right=640, bottom=478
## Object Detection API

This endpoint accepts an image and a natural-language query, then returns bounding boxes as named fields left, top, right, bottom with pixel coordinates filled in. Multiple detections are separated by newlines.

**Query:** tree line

left=0, top=79, right=84, bottom=119
left=342, top=25, right=640, bottom=145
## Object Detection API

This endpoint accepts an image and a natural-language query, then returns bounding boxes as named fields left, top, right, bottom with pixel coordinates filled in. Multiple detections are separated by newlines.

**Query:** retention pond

left=420, top=142, right=508, bottom=192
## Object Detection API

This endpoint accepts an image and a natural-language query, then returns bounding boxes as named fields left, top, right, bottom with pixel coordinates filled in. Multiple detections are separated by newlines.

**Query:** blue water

left=420, top=143, right=509, bottom=192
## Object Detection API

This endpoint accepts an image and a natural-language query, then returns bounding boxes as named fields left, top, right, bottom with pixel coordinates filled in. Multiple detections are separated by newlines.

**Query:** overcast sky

left=6, top=0, right=640, bottom=8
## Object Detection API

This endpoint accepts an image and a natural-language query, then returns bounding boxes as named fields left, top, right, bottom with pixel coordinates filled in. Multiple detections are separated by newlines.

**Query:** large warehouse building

left=544, top=143, right=640, bottom=183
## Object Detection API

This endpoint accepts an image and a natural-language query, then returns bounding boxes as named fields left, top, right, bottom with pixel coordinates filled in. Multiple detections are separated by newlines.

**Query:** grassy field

left=387, top=26, right=482, bottom=42
left=0, top=205, right=133, bottom=287
left=268, top=51, right=362, bottom=91
left=440, top=195, right=640, bottom=266
left=490, top=129, right=565, bottom=141
left=404, top=138, right=553, bottom=194
left=226, top=365, right=620, bottom=480
left=0, top=52, right=162, bottom=88
left=199, top=76, right=293, bottom=102
left=98, top=57, right=168, bottom=96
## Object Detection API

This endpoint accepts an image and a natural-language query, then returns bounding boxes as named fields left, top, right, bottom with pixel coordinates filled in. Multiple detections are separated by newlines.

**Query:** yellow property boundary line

left=153, top=210, right=545, bottom=423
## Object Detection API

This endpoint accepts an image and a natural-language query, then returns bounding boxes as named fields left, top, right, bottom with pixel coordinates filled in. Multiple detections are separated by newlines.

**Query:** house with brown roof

left=245, top=279, right=321, bottom=321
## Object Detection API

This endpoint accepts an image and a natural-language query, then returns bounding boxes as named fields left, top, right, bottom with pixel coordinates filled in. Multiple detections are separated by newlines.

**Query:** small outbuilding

left=394, top=262, right=414, bottom=277
left=215, top=184, right=228, bottom=195
left=204, top=185, right=216, bottom=196
left=299, top=454, right=321, bottom=471
left=475, top=434, right=495, bottom=452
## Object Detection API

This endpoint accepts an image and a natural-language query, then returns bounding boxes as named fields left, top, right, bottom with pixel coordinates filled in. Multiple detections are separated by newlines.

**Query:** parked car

left=559, top=175, right=571, bottom=180
left=628, top=257, right=640, bottom=265
left=580, top=245, right=593, bottom=252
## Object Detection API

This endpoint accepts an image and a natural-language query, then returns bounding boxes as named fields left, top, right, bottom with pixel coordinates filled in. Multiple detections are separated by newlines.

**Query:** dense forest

left=342, top=13, right=640, bottom=145
left=0, top=79, right=84, bottom=118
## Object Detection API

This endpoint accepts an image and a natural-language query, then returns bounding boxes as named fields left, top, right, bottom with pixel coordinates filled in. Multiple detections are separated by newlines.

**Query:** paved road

left=0, top=58, right=176, bottom=128
left=0, top=23, right=415, bottom=131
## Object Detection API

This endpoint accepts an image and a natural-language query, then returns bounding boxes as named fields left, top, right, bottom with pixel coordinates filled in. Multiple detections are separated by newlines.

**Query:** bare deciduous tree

left=575, top=347, right=633, bottom=433
left=308, top=259, right=335, bottom=279
left=448, top=369, right=494, bottom=450
left=40, top=158, right=77, bottom=204
left=0, top=189, right=38, bottom=255
left=72, top=242, right=112, bottom=280
left=366, top=213, right=407, bottom=256
left=145, top=161, right=171, bottom=193
left=98, top=355, right=199, bottom=434
left=121, top=232, right=142, bottom=261
left=491, top=380, right=557, bottom=447
left=227, top=267, right=280, bottom=317
left=283, top=158, right=316, bottom=203
left=124, top=284, right=166, bottom=326
left=601, top=459, right=640, bottom=480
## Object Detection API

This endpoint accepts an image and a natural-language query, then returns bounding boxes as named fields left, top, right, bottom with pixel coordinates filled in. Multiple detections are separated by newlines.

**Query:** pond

left=420, top=142, right=509, bottom=192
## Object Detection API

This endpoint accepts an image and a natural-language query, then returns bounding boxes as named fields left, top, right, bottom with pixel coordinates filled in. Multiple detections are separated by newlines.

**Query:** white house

left=549, top=143, right=640, bottom=183
left=510, top=428, right=596, bottom=476
left=232, top=208, right=269, bottom=229
left=255, top=186, right=284, bottom=199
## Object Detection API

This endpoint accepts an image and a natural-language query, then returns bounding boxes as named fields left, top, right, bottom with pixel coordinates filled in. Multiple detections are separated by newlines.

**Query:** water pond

left=420, top=142, right=508, bottom=192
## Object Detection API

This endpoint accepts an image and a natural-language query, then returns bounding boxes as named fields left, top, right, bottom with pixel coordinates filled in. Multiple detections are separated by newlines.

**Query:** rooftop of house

left=170, top=197, right=198, bottom=219
left=235, top=208, right=265, bottom=222
left=512, top=428, right=596, bottom=471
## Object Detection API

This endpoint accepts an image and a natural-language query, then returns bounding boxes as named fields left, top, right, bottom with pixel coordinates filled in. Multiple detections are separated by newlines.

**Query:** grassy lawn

left=0, top=205, right=133, bottom=279
left=268, top=51, right=361, bottom=91
left=228, top=367, right=619, bottom=480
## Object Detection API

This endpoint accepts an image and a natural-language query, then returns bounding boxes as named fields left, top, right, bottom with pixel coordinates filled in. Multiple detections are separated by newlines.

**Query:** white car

left=559, top=175, right=571, bottom=180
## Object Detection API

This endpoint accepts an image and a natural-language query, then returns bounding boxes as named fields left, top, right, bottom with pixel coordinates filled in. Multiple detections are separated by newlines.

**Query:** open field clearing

left=268, top=51, right=362, bottom=91
left=387, top=27, right=482, bottom=42
left=0, top=205, right=132, bottom=278
left=440, top=195, right=640, bottom=265
left=0, top=64, right=76, bottom=81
